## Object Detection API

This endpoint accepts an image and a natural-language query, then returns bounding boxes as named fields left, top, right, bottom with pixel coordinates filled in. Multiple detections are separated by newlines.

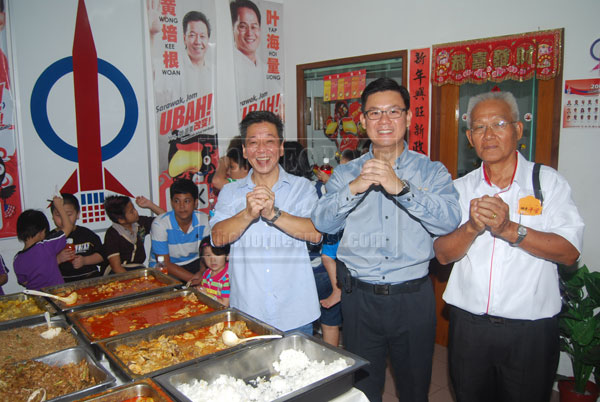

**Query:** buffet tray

left=66, top=288, right=224, bottom=345
left=0, top=315, right=93, bottom=363
left=76, top=378, right=175, bottom=402
left=41, top=268, right=182, bottom=313
left=2, top=347, right=115, bottom=402
left=155, top=333, right=369, bottom=402
left=98, top=308, right=283, bottom=382
left=0, top=291, right=58, bottom=330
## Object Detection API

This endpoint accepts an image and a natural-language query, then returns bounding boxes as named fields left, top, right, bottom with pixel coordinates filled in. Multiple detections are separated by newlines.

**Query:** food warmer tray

left=0, top=291, right=58, bottom=330
left=5, top=346, right=115, bottom=402
left=76, top=378, right=175, bottom=402
left=98, top=308, right=283, bottom=381
left=41, top=268, right=182, bottom=313
left=155, top=332, right=369, bottom=402
left=66, top=288, right=224, bottom=346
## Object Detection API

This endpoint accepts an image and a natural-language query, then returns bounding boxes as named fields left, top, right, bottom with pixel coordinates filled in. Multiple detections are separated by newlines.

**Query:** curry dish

left=0, top=298, right=44, bottom=322
left=0, top=325, right=78, bottom=366
left=80, top=293, right=214, bottom=341
left=0, top=359, right=97, bottom=401
left=114, top=321, right=256, bottom=375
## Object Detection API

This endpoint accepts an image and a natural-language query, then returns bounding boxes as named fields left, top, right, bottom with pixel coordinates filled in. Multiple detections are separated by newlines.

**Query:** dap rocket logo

left=30, top=0, right=137, bottom=224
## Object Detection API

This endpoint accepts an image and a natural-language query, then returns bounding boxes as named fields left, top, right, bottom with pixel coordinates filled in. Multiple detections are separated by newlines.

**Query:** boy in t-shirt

left=51, top=193, right=104, bottom=282
left=103, top=195, right=165, bottom=274
left=198, top=236, right=230, bottom=306
left=14, top=196, right=74, bottom=290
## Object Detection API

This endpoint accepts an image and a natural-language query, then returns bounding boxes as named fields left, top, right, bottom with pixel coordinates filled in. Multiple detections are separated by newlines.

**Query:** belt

left=453, top=306, right=528, bottom=326
left=351, top=275, right=428, bottom=295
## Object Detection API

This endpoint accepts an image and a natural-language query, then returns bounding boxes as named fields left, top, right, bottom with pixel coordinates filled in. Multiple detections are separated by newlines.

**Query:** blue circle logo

left=30, top=56, right=138, bottom=162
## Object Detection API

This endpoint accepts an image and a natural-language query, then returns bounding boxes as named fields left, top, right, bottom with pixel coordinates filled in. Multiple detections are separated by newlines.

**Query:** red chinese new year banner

left=323, top=70, right=366, bottom=101
left=432, top=29, right=562, bottom=86
left=409, top=48, right=430, bottom=156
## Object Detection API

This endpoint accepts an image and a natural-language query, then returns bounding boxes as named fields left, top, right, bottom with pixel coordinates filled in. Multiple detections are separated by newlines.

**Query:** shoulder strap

left=532, top=163, right=543, bottom=206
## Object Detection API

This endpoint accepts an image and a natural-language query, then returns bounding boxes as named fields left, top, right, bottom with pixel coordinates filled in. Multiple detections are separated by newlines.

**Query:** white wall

left=283, top=0, right=600, bottom=268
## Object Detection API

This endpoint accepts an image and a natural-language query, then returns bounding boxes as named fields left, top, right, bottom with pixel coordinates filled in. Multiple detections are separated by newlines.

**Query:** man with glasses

left=434, top=91, right=584, bottom=402
left=312, top=77, right=460, bottom=402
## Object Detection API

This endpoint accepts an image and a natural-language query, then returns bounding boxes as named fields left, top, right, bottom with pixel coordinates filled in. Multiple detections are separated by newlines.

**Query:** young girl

left=198, top=236, right=230, bottom=306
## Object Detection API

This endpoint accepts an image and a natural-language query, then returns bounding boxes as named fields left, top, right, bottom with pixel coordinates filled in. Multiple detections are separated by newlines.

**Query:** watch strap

left=264, top=207, right=282, bottom=224
left=511, top=224, right=527, bottom=246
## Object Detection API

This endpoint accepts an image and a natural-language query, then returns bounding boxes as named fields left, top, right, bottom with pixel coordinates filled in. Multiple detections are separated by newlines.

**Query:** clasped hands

left=350, top=159, right=405, bottom=196
left=245, top=185, right=278, bottom=221
left=467, top=194, right=513, bottom=239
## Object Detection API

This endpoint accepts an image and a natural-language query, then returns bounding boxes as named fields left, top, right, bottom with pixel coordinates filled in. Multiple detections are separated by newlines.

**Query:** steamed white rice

left=176, top=349, right=349, bottom=401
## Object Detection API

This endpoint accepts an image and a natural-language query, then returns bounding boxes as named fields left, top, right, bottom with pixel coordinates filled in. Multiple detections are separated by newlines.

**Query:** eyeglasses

left=364, top=108, right=407, bottom=120
left=470, top=120, right=517, bottom=135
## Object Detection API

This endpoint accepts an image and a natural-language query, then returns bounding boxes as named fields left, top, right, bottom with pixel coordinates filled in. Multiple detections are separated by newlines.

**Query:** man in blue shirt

left=211, top=111, right=322, bottom=332
left=312, top=78, right=461, bottom=402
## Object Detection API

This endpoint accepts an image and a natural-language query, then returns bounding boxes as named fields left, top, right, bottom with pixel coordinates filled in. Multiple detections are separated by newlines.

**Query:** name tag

left=518, top=195, right=542, bottom=216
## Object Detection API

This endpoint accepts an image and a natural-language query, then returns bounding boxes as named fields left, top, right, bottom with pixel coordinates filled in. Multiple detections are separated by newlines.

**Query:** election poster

left=229, top=0, right=283, bottom=122
left=147, top=0, right=218, bottom=213
left=0, top=2, right=22, bottom=238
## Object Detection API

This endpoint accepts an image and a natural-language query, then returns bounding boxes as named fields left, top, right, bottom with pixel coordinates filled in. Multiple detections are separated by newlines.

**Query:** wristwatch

left=511, top=224, right=528, bottom=246
left=264, top=207, right=282, bottom=225
left=397, top=180, right=410, bottom=196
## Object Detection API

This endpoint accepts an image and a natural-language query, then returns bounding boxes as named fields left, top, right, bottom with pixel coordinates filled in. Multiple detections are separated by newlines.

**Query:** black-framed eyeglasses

left=364, top=108, right=407, bottom=120
left=469, top=120, right=517, bottom=135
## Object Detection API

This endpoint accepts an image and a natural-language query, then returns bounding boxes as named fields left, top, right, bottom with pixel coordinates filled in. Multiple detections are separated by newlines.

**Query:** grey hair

left=466, top=91, right=520, bottom=128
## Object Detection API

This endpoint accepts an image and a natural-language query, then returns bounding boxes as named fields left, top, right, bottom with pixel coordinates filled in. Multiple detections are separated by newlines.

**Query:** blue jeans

left=286, top=322, right=314, bottom=336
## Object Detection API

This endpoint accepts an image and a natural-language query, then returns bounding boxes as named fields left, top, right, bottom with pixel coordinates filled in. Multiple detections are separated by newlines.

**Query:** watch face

left=518, top=225, right=527, bottom=236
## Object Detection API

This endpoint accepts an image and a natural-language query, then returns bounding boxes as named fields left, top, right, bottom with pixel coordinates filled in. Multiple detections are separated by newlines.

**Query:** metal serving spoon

left=23, top=289, right=78, bottom=305
left=221, top=329, right=282, bottom=347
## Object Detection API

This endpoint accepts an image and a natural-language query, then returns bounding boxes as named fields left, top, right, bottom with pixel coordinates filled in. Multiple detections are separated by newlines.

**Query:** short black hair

left=239, top=111, right=284, bottom=142
left=50, top=193, right=80, bottom=214
left=104, top=195, right=131, bottom=223
left=183, top=10, right=211, bottom=37
left=17, top=209, right=49, bottom=242
left=170, top=178, right=198, bottom=201
left=230, top=0, right=261, bottom=26
left=280, top=141, right=312, bottom=179
left=200, top=235, right=230, bottom=256
left=360, top=77, right=410, bottom=111
left=341, top=149, right=361, bottom=162
left=226, top=146, right=250, bottom=171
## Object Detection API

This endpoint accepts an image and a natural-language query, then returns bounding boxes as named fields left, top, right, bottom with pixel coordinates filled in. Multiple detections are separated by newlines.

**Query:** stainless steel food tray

left=98, top=308, right=283, bottom=381
left=155, top=333, right=369, bottom=402
left=66, top=288, right=224, bottom=345
left=41, top=268, right=182, bottom=312
left=0, top=315, right=93, bottom=363
left=76, top=378, right=175, bottom=402
left=0, top=291, right=58, bottom=330
left=4, top=347, right=115, bottom=402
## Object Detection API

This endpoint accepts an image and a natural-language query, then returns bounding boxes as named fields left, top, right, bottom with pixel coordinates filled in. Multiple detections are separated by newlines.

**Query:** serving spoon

left=23, top=289, right=78, bottom=305
left=222, top=329, right=282, bottom=347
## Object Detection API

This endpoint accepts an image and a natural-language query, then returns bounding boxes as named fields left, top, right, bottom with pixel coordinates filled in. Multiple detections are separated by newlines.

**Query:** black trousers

left=448, top=306, right=559, bottom=402
left=341, top=275, right=436, bottom=402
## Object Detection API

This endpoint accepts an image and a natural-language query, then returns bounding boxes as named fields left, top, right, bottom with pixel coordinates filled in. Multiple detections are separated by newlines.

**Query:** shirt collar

left=367, top=141, right=409, bottom=167
left=480, top=151, right=520, bottom=188
left=241, top=165, right=290, bottom=190
left=169, top=209, right=198, bottom=232
left=206, top=262, right=228, bottom=281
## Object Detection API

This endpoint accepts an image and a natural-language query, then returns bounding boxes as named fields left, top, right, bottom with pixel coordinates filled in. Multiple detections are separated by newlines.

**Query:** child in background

left=198, top=236, right=230, bottom=306
left=104, top=195, right=165, bottom=274
left=14, top=196, right=73, bottom=290
left=211, top=136, right=250, bottom=191
left=51, top=193, right=104, bottom=282
left=0, top=255, right=8, bottom=295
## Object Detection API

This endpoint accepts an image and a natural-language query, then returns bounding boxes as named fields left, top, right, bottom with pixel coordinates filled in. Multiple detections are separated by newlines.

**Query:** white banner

left=230, top=0, right=283, bottom=121
left=9, top=0, right=153, bottom=230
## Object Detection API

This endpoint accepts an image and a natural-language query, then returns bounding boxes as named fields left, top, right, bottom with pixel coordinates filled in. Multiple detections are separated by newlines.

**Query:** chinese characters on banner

left=409, top=48, right=430, bottom=155
left=0, top=9, right=22, bottom=238
left=230, top=0, right=283, bottom=121
left=563, top=79, right=600, bottom=129
left=432, top=29, right=562, bottom=86
left=148, top=0, right=218, bottom=213
left=323, top=70, right=366, bottom=102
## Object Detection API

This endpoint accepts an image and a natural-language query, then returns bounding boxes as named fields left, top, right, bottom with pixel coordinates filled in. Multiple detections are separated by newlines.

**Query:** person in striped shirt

left=198, top=236, right=230, bottom=306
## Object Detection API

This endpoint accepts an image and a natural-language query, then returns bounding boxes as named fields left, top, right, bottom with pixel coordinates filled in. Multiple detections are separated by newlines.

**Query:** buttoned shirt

left=312, top=143, right=461, bottom=284
left=443, top=153, right=584, bottom=320
left=210, top=166, right=320, bottom=331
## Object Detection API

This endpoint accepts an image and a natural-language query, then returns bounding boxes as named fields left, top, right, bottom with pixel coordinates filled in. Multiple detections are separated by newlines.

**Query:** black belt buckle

left=373, top=284, right=390, bottom=295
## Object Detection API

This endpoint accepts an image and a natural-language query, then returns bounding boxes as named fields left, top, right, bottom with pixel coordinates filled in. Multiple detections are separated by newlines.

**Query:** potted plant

left=558, top=264, right=600, bottom=401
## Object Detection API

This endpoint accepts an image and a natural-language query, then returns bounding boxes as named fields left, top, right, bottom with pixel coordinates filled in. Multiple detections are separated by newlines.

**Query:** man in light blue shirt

left=211, top=111, right=321, bottom=332
left=312, top=78, right=460, bottom=402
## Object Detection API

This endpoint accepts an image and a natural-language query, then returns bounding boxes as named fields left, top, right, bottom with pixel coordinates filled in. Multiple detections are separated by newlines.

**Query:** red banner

left=432, top=29, right=562, bottom=86
left=323, top=70, right=366, bottom=101
left=409, top=48, right=430, bottom=156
